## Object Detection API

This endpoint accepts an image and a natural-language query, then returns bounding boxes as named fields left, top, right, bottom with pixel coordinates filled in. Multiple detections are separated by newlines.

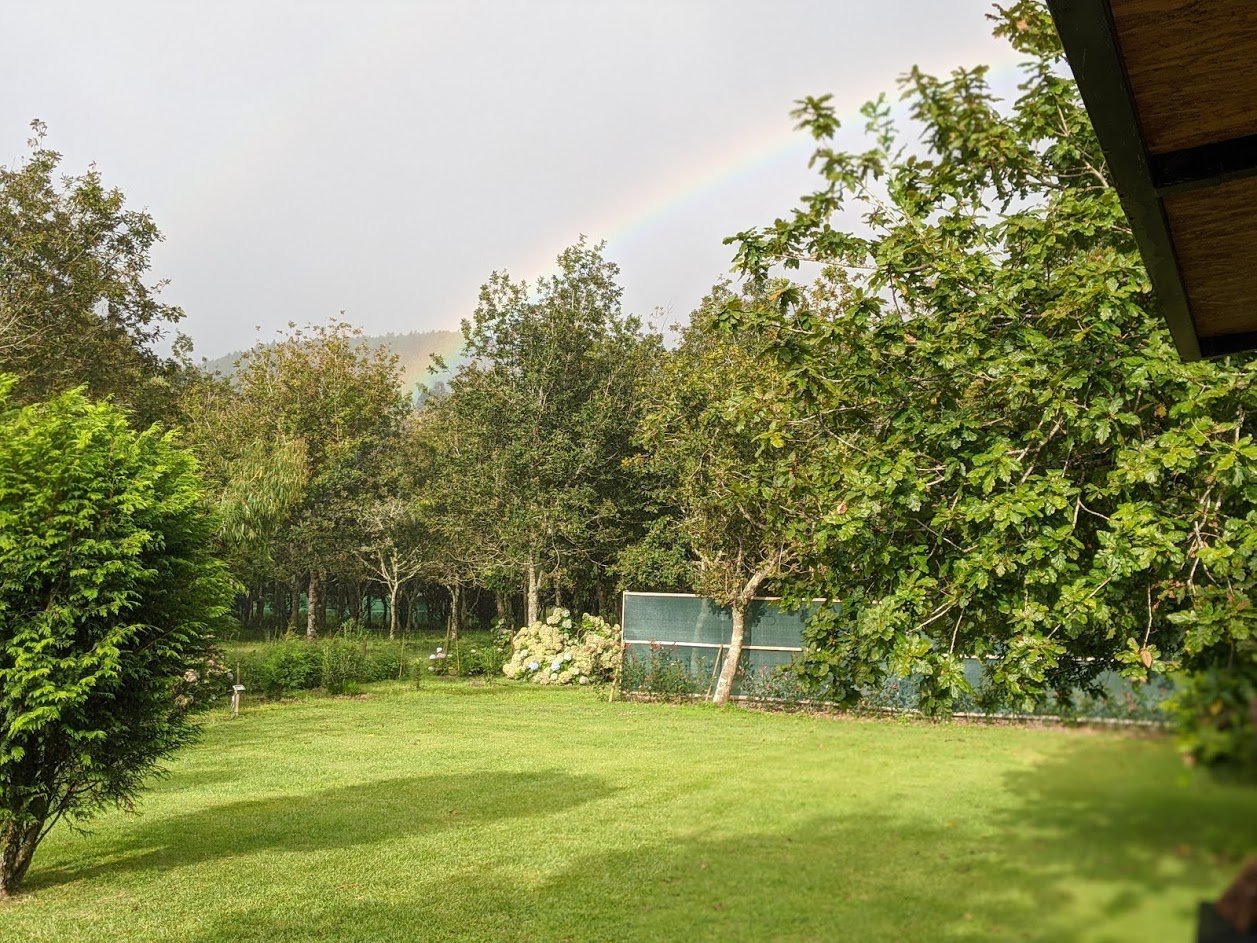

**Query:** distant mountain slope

left=200, top=329, right=466, bottom=395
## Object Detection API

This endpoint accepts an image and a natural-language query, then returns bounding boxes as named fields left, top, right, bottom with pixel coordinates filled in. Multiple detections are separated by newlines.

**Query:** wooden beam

left=1046, top=0, right=1202, bottom=360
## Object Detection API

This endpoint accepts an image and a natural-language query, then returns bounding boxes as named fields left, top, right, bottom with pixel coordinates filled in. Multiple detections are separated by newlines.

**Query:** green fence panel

left=621, top=591, right=1171, bottom=720
left=621, top=592, right=821, bottom=695
left=621, top=593, right=823, bottom=647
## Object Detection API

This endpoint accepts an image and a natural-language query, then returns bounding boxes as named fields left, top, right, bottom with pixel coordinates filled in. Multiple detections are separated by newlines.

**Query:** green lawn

left=3, top=682, right=1254, bottom=942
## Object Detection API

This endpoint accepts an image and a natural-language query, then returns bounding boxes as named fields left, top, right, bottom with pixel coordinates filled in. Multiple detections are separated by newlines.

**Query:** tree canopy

left=0, top=122, right=191, bottom=426
left=434, top=239, right=663, bottom=623
left=719, top=2, right=1256, bottom=758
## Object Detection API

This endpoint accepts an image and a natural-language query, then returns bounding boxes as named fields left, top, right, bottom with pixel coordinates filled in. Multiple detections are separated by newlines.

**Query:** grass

left=3, top=682, right=1255, bottom=942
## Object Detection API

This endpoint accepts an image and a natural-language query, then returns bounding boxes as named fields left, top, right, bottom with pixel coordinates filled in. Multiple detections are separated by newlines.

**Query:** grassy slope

left=3, top=683, right=1254, bottom=943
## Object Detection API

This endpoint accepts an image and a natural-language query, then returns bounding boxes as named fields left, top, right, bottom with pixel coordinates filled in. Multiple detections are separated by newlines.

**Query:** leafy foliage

left=638, top=284, right=813, bottom=607
left=183, top=321, right=409, bottom=636
left=620, top=645, right=708, bottom=699
left=436, top=239, right=663, bottom=619
left=721, top=2, right=1257, bottom=767
left=0, top=379, right=234, bottom=894
left=233, top=634, right=415, bottom=698
left=636, top=283, right=822, bottom=703
left=0, top=123, right=191, bottom=425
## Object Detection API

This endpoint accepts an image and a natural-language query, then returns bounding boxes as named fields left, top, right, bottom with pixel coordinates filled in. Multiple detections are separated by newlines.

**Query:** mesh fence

left=620, top=592, right=1172, bottom=722
left=620, top=592, right=812, bottom=696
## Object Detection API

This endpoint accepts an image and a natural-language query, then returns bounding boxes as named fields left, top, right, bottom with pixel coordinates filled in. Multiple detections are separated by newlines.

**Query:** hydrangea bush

left=503, top=609, right=620, bottom=685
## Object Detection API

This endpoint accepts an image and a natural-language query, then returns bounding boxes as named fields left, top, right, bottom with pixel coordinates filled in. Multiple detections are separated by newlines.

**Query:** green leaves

left=426, top=239, right=662, bottom=604
left=0, top=381, right=235, bottom=890
left=717, top=2, right=1257, bottom=767
left=183, top=320, right=408, bottom=603
left=0, top=123, right=190, bottom=425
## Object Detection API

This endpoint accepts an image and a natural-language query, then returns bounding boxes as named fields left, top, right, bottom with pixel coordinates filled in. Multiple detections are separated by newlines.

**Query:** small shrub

left=174, top=649, right=236, bottom=712
left=426, top=645, right=452, bottom=675
left=620, top=644, right=704, bottom=698
left=738, top=662, right=824, bottom=703
left=321, top=638, right=368, bottom=695
left=1166, top=663, right=1257, bottom=771
left=503, top=609, right=620, bottom=685
left=462, top=642, right=507, bottom=678
left=363, top=644, right=407, bottom=683
left=254, top=637, right=321, bottom=697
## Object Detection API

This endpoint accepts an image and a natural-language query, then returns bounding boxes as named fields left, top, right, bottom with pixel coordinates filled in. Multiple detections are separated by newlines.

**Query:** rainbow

left=518, top=56, right=1032, bottom=291
left=162, top=19, right=1029, bottom=349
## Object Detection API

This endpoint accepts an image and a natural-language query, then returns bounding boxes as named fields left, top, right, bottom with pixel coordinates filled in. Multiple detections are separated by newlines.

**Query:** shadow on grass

left=28, top=770, right=613, bottom=895
left=174, top=736, right=1257, bottom=943
left=988, top=734, right=1257, bottom=929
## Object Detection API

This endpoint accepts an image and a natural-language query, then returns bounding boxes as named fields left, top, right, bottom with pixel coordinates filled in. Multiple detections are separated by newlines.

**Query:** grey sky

left=4, top=1, right=1023, bottom=359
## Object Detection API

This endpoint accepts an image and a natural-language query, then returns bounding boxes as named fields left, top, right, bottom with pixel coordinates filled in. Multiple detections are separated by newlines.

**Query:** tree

left=0, top=378, right=234, bottom=895
left=638, top=285, right=814, bottom=705
left=722, top=1, right=1257, bottom=762
left=439, top=239, right=662, bottom=623
left=188, top=321, right=408, bottom=638
left=355, top=424, right=431, bottom=640
left=407, top=397, right=504, bottom=639
left=355, top=498, right=426, bottom=639
left=0, top=122, right=192, bottom=426
left=212, top=436, right=309, bottom=625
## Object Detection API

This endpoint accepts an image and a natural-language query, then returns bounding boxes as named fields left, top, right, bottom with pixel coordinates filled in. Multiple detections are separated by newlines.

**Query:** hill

left=200, top=329, right=466, bottom=396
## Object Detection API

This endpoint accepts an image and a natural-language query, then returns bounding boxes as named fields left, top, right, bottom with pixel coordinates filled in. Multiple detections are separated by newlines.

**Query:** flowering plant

left=502, top=608, right=620, bottom=685
left=173, top=649, right=235, bottom=712
left=427, top=646, right=450, bottom=675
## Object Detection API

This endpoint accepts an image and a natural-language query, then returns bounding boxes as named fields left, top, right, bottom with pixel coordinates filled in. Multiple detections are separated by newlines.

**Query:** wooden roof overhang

left=1047, top=0, right=1257, bottom=360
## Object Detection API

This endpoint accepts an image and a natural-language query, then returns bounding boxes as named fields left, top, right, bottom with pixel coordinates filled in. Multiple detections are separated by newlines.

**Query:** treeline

left=2, top=3, right=1254, bottom=769
left=179, top=242, right=674, bottom=644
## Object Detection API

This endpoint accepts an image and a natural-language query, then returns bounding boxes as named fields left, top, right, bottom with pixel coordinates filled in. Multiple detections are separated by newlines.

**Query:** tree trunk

left=306, top=570, right=321, bottom=640
left=271, top=582, right=284, bottom=638
left=388, top=583, right=399, bottom=640
left=526, top=558, right=539, bottom=625
left=712, top=567, right=773, bottom=706
left=0, top=819, right=43, bottom=898
left=289, top=580, right=301, bottom=633
left=713, top=602, right=747, bottom=707
left=447, top=584, right=461, bottom=643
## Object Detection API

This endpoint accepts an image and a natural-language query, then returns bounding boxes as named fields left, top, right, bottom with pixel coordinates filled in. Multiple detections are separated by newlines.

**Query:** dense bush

left=0, top=382, right=235, bottom=896
left=503, top=609, right=620, bottom=685
left=1168, top=663, right=1257, bottom=770
left=460, top=640, right=509, bottom=678
left=234, top=632, right=413, bottom=698
left=248, top=638, right=319, bottom=697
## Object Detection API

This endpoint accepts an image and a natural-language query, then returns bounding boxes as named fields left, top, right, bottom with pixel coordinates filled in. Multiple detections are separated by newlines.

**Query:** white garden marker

left=231, top=684, right=245, bottom=718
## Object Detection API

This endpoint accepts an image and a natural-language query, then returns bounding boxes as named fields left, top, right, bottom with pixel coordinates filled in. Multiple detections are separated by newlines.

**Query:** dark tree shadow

left=170, top=736, right=1257, bottom=943
left=27, top=770, right=614, bottom=894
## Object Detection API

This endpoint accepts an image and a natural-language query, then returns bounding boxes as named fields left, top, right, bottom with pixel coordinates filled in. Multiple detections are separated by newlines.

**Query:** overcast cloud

left=3, top=1, right=1023, bottom=359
